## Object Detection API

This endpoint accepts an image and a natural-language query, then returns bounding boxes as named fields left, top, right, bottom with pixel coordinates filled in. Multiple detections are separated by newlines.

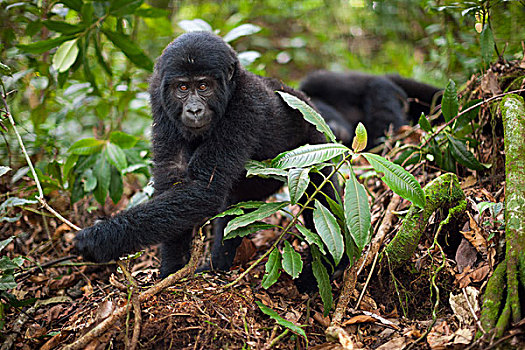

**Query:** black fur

left=75, top=32, right=333, bottom=282
left=300, top=70, right=442, bottom=147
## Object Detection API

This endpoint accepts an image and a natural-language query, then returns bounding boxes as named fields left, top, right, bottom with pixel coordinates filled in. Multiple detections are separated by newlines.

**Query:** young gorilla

left=74, top=32, right=333, bottom=282
left=300, top=70, right=442, bottom=147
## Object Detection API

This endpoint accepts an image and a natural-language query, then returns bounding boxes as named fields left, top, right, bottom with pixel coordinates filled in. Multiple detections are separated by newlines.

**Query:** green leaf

left=69, top=138, right=105, bottom=155
left=94, top=33, right=112, bottom=76
left=105, top=143, right=128, bottom=171
left=282, top=241, right=303, bottom=279
left=213, top=207, right=245, bottom=219
left=453, top=99, right=482, bottom=131
left=93, top=156, right=111, bottom=204
left=446, top=135, right=486, bottom=171
left=223, top=23, right=261, bottom=42
left=363, top=153, right=425, bottom=208
left=0, top=198, right=38, bottom=212
left=102, top=29, right=153, bottom=71
left=418, top=113, right=432, bottom=132
left=288, top=168, right=310, bottom=205
left=43, top=20, right=84, bottom=35
left=277, top=91, right=337, bottom=143
left=17, top=35, right=76, bottom=54
left=52, top=39, right=79, bottom=73
left=352, top=122, right=368, bottom=152
left=256, top=301, right=307, bottom=341
left=224, top=202, right=288, bottom=235
left=224, top=222, right=274, bottom=240
left=480, top=24, right=494, bottom=65
left=311, top=247, right=333, bottom=316
left=245, top=160, right=287, bottom=179
left=262, top=249, right=282, bottom=289
left=441, top=80, right=459, bottom=123
left=296, top=224, right=325, bottom=254
left=272, top=144, right=349, bottom=169
left=313, top=200, right=344, bottom=265
left=0, top=166, right=11, bottom=177
left=0, top=62, right=12, bottom=76
left=178, top=19, right=212, bottom=32
left=83, top=169, right=97, bottom=192
left=0, top=237, right=14, bottom=252
left=109, top=131, right=138, bottom=149
left=109, top=166, right=124, bottom=204
left=59, top=0, right=83, bottom=11
left=0, top=275, right=18, bottom=291
left=344, top=171, right=371, bottom=251
left=109, top=0, right=144, bottom=16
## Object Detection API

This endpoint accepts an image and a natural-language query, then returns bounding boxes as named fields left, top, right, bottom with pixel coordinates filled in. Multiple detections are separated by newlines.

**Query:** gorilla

left=300, top=70, right=442, bottom=147
left=74, top=32, right=335, bottom=281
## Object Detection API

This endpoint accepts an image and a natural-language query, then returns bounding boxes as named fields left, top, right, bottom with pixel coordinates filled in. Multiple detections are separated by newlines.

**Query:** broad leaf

left=277, top=91, right=337, bottom=143
left=480, top=24, right=494, bottom=66
left=82, top=169, right=97, bottom=192
left=288, top=168, right=310, bottom=204
left=272, top=144, right=349, bottom=169
left=245, top=160, right=287, bottom=179
left=363, top=153, right=425, bottom=208
left=446, top=135, right=486, bottom=171
left=109, top=166, right=124, bottom=204
left=224, top=222, right=274, bottom=240
left=43, top=20, right=84, bottom=35
left=105, top=143, right=128, bottom=171
left=352, top=122, right=367, bottom=152
left=419, top=113, right=432, bottom=132
left=109, top=0, right=144, bottom=16
left=0, top=275, right=18, bottom=291
left=312, top=247, right=333, bottom=316
left=262, top=249, right=282, bottom=289
left=296, top=224, right=326, bottom=254
left=60, top=0, right=82, bottom=11
left=344, top=171, right=371, bottom=251
left=93, top=156, right=111, bottom=204
left=0, top=237, right=14, bottom=252
left=238, top=51, right=261, bottom=66
left=224, top=202, right=288, bottom=235
left=52, top=39, right=79, bottom=73
left=223, top=24, right=261, bottom=42
left=110, top=131, right=138, bottom=149
left=256, top=302, right=307, bottom=341
left=282, top=241, right=303, bottom=279
left=178, top=19, right=212, bottom=32
left=313, top=200, right=344, bottom=265
left=0, top=166, right=11, bottom=177
left=69, top=138, right=105, bottom=155
left=441, top=80, right=459, bottom=123
left=18, top=35, right=76, bottom=54
left=102, top=30, right=153, bottom=71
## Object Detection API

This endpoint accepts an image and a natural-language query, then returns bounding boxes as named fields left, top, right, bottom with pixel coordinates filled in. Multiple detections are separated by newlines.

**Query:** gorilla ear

left=227, top=63, right=235, bottom=81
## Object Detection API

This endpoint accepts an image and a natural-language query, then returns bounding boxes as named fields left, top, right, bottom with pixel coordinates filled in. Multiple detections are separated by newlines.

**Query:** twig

left=130, top=294, right=142, bottom=350
left=15, top=255, right=77, bottom=279
left=264, top=329, right=290, bottom=349
left=462, top=287, right=485, bottom=334
left=62, top=228, right=205, bottom=350
left=1, top=84, right=81, bottom=231
left=419, top=88, right=525, bottom=150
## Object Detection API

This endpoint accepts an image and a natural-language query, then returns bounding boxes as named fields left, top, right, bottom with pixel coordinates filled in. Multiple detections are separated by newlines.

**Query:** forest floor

left=2, top=61, right=525, bottom=349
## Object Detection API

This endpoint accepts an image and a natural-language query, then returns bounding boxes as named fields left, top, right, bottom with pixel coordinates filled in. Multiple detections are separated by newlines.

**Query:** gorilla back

left=75, top=32, right=328, bottom=278
left=300, top=70, right=442, bottom=147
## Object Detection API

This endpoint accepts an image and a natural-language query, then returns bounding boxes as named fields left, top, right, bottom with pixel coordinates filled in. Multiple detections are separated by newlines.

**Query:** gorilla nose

left=186, top=105, right=203, bottom=117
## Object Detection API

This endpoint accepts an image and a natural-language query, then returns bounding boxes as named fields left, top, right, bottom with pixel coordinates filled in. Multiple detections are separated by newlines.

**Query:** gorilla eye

left=198, top=83, right=208, bottom=91
left=178, top=84, right=188, bottom=92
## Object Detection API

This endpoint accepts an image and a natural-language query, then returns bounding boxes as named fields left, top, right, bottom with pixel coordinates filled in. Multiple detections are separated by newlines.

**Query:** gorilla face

left=170, top=76, right=216, bottom=132
left=152, top=32, right=238, bottom=140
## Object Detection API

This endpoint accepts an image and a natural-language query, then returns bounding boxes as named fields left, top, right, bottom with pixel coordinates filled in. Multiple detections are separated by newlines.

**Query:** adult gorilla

left=300, top=70, right=442, bottom=147
left=75, top=32, right=333, bottom=280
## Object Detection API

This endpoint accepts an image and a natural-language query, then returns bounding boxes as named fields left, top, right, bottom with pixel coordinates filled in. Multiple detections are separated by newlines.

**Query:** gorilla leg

left=363, top=77, right=408, bottom=145
left=210, top=216, right=243, bottom=270
left=159, top=228, right=194, bottom=278
left=311, top=98, right=354, bottom=145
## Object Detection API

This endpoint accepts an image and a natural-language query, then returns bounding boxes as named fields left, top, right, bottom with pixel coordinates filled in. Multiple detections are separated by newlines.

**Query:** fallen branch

left=62, top=229, right=205, bottom=350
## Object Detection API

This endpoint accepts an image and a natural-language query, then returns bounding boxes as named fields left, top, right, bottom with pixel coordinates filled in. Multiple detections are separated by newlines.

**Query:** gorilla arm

left=74, top=117, right=256, bottom=263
